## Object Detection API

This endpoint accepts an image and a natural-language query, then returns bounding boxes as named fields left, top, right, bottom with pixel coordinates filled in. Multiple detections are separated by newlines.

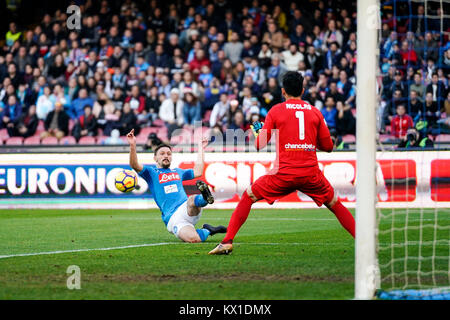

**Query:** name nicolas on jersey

left=159, top=172, right=181, bottom=183
left=285, top=103, right=312, bottom=110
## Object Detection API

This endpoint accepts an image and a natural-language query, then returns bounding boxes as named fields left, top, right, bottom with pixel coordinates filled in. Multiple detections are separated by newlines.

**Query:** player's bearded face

left=155, top=148, right=172, bottom=168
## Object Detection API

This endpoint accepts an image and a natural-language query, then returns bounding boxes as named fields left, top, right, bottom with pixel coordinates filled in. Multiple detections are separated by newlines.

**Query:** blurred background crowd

left=0, top=0, right=448, bottom=149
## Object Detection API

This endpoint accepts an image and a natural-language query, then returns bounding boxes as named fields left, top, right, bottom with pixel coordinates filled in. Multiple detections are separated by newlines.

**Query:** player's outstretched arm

left=193, top=137, right=208, bottom=178
left=127, top=129, right=143, bottom=173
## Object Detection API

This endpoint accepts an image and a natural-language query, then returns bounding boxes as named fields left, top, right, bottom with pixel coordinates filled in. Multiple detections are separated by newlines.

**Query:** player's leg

left=324, top=194, right=355, bottom=238
left=209, top=174, right=291, bottom=255
left=298, top=169, right=355, bottom=238
left=185, top=181, right=226, bottom=241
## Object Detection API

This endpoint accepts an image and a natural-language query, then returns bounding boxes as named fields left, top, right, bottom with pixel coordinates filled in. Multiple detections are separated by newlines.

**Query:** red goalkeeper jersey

left=255, top=98, right=333, bottom=176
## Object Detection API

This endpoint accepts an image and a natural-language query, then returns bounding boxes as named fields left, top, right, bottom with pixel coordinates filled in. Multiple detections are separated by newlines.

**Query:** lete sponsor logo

left=159, top=172, right=180, bottom=183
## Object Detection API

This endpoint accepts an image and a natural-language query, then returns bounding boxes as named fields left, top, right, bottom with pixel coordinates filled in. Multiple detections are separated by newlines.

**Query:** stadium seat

left=59, top=136, right=77, bottom=145
left=202, top=110, right=212, bottom=123
left=41, top=136, right=58, bottom=145
left=379, top=134, right=394, bottom=143
left=23, top=136, right=41, bottom=145
left=351, top=109, right=357, bottom=117
left=152, top=119, right=165, bottom=127
left=435, top=134, right=450, bottom=142
left=5, top=137, right=24, bottom=145
left=136, top=135, right=147, bottom=144
left=96, top=136, right=108, bottom=145
left=68, top=119, right=75, bottom=133
left=139, top=127, right=162, bottom=137
left=0, top=128, right=9, bottom=141
left=342, top=135, right=356, bottom=143
left=79, top=136, right=96, bottom=144
left=35, top=120, right=45, bottom=134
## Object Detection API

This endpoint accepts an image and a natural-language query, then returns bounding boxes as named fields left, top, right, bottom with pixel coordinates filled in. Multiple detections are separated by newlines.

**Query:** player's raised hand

left=126, top=129, right=136, bottom=146
left=250, top=121, right=264, bottom=138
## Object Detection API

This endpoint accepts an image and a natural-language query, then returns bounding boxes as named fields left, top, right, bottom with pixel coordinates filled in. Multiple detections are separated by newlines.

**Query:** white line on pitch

left=0, top=242, right=181, bottom=260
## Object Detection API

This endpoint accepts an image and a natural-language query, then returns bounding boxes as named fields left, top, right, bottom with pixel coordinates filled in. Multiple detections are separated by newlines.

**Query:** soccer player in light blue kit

left=126, top=129, right=226, bottom=243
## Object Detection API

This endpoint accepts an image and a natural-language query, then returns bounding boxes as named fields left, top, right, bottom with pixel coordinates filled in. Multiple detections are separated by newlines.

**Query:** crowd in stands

left=0, top=0, right=449, bottom=149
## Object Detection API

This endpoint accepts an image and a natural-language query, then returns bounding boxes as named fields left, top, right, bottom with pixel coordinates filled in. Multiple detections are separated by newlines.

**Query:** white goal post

left=355, top=0, right=381, bottom=299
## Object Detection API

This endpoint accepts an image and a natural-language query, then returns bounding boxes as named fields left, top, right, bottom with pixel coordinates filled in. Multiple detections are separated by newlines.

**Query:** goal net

left=372, top=0, right=450, bottom=300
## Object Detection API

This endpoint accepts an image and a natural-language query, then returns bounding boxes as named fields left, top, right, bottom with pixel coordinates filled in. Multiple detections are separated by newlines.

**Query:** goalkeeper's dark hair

left=282, top=71, right=304, bottom=97
left=154, top=143, right=172, bottom=155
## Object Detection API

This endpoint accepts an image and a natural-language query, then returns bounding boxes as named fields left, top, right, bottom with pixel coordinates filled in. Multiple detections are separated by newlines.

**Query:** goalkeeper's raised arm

left=127, top=129, right=143, bottom=173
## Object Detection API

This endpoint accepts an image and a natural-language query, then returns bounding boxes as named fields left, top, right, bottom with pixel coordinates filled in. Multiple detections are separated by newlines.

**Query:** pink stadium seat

left=23, top=136, right=41, bottom=145
left=96, top=136, right=108, bottom=145
left=6, top=137, right=24, bottom=145
left=351, top=109, right=357, bottom=117
left=59, top=136, right=77, bottom=145
left=68, top=119, right=75, bottom=133
left=342, top=134, right=356, bottom=143
left=435, top=134, right=450, bottom=142
left=35, top=120, right=45, bottom=134
left=41, top=136, right=58, bottom=145
left=78, top=136, right=96, bottom=145
left=379, top=134, right=394, bottom=143
left=139, top=127, right=162, bottom=137
left=136, top=135, right=147, bottom=144
left=152, top=119, right=165, bottom=127
left=203, top=110, right=212, bottom=122
left=0, top=128, right=9, bottom=140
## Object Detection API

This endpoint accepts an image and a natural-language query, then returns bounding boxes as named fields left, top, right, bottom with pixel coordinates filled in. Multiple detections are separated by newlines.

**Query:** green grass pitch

left=0, top=208, right=447, bottom=299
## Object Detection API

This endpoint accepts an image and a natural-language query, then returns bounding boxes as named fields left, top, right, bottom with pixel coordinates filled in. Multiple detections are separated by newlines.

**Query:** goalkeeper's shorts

left=251, top=167, right=335, bottom=207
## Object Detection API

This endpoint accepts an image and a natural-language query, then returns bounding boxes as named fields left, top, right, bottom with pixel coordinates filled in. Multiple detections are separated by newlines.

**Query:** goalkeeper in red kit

left=208, top=71, right=355, bottom=255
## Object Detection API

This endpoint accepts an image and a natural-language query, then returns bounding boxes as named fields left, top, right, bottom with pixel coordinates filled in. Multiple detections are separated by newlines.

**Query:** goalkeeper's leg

left=325, top=195, right=355, bottom=238
left=208, top=187, right=258, bottom=255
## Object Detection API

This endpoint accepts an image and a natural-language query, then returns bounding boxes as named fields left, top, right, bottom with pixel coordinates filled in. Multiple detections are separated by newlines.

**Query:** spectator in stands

left=408, top=90, right=423, bottom=121
left=397, top=127, right=434, bottom=149
left=391, top=104, right=414, bottom=139
left=382, top=89, right=407, bottom=129
left=409, top=72, right=425, bottom=99
left=261, top=77, right=282, bottom=113
left=423, top=92, right=440, bottom=128
left=2, top=95, right=23, bottom=130
left=228, top=109, right=245, bottom=131
left=182, top=90, right=201, bottom=127
left=223, top=31, right=243, bottom=65
left=159, top=88, right=184, bottom=139
left=69, top=88, right=94, bottom=120
left=104, top=129, right=125, bottom=145
left=209, top=92, right=229, bottom=128
left=426, top=72, right=446, bottom=108
left=40, top=101, right=69, bottom=141
left=72, top=105, right=97, bottom=142
left=189, top=49, right=211, bottom=76
left=335, top=101, right=355, bottom=136
left=8, top=104, right=38, bottom=138
left=321, top=96, right=337, bottom=130
left=118, top=102, right=139, bottom=136
left=36, top=85, right=54, bottom=120
left=282, top=43, right=304, bottom=71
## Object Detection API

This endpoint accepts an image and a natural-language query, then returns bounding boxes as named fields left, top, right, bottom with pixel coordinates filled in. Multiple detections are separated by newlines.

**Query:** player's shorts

left=166, top=200, right=202, bottom=239
left=251, top=167, right=334, bottom=207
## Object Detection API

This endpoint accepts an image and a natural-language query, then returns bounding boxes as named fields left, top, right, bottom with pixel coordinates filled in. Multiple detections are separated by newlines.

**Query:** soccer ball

left=115, top=169, right=137, bottom=193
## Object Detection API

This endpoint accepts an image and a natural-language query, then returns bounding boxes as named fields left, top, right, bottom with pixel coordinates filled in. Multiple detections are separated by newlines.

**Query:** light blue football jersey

left=138, top=165, right=195, bottom=225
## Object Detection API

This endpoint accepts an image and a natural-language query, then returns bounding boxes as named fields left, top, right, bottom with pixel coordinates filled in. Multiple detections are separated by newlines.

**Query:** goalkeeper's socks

left=221, top=192, right=254, bottom=244
left=329, top=200, right=355, bottom=238
left=194, top=194, right=208, bottom=207
left=196, top=228, right=211, bottom=242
